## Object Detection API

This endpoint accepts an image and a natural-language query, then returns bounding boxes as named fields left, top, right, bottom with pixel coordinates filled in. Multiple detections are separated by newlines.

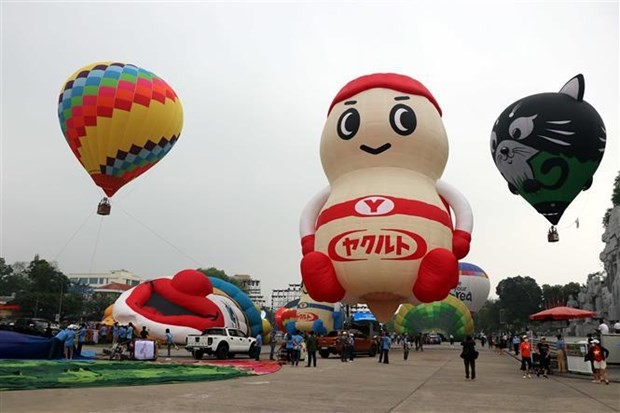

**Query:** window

left=89, top=277, right=98, bottom=284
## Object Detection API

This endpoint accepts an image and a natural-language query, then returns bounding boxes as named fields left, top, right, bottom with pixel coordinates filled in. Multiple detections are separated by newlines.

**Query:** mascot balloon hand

left=299, top=73, right=473, bottom=322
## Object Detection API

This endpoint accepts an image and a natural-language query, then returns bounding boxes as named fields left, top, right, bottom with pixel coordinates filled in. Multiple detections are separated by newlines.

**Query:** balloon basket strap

left=97, top=197, right=111, bottom=216
left=547, top=226, right=559, bottom=243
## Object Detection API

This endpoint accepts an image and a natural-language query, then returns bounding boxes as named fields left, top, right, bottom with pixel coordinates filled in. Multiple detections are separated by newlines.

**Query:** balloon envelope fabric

left=393, top=295, right=474, bottom=340
left=0, top=360, right=249, bottom=391
left=58, top=62, right=183, bottom=197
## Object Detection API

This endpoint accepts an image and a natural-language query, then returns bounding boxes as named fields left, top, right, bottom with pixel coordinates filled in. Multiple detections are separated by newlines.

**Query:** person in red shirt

left=587, top=339, right=610, bottom=385
left=519, top=336, right=532, bottom=378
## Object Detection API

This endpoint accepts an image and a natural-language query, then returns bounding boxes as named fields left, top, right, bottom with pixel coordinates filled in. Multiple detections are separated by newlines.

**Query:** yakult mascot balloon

left=300, top=73, right=473, bottom=322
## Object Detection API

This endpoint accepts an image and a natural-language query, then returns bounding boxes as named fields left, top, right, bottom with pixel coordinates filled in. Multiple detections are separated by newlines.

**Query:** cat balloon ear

left=559, top=74, right=585, bottom=101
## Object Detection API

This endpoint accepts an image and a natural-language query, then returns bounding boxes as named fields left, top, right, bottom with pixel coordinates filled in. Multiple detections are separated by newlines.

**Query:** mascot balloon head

left=300, top=73, right=473, bottom=322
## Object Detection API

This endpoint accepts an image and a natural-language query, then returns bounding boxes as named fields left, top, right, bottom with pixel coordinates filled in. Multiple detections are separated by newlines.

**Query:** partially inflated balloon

left=490, top=74, right=606, bottom=225
left=58, top=62, right=183, bottom=197
left=393, top=295, right=474, bottom=341
left=450, top=262, right=490, bottom=313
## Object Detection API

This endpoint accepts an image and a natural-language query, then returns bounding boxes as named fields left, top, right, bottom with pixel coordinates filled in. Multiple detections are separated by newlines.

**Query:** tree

left=541, top=282, right=582, bottom=309
left=496, top=276, right=542, bottom=330
left=603, top=170, right=620, bottom=227
left=10, top=256, right=84, bottom=321
left=473, top=299, right=501, bottom=333
left=541, top=284, right=564, bottom=308
left=197, top=267, right=247, bottom=292
left=0, top=257, right=30, bottom=296
left=562, top=282, right=581, bottom=304
left=82, top=292, right=118, bottom=321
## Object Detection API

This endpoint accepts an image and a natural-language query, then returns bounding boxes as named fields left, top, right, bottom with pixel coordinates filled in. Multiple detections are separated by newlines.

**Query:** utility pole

left=56, top=282, right=63, bottom=322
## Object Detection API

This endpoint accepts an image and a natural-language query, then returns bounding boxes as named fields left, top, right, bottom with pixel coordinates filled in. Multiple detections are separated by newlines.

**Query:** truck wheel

left=368, top=344, right=377, bottom=357
left=249, top=343, right=256, bottom=359
left=319, top=349, right=330, bottom=359
left=193, top=349, right=204, bottom=360
left=216, top=343, right=229, bottom=360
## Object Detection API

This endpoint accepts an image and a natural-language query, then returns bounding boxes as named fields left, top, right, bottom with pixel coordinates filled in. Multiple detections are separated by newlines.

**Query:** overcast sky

left=1, top=1, right=618, bottom=304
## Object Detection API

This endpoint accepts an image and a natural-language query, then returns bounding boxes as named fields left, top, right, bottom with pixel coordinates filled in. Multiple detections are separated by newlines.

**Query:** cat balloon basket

left=547, top=226, right=559, bottom=243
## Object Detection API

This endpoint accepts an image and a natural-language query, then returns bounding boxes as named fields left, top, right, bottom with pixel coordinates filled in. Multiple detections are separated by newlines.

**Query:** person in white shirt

left=613, top=321, right=620, bottom=333
left=598, top=319, right=609, bottom=335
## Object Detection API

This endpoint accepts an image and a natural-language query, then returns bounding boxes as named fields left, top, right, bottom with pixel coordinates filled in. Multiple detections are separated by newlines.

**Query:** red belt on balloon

left=316, top=195, right=452, bottom=230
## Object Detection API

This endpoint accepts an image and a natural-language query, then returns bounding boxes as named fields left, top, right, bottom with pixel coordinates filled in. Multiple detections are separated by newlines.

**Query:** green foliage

left=82, top=292, right=118, bottom=321
left=496, top=276, right=542, bottom=330
left=541, top=284, right=564, bottom=308
left=197, top=267, right=247, bottom=292
left=0, top=258, right=30, bottom=296
left=473, top=299, right=502, bottom=333
left=26, top=256, right=69, bottom=294
left=5, top=256, right=84, bottom=321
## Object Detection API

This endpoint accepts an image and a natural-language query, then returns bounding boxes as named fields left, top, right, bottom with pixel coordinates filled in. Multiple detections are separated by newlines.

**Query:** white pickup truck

left=185, top=327, right=257, bottom=360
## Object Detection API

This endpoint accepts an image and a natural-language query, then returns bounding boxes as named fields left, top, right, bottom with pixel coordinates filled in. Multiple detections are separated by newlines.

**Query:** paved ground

left=0, top=344, right=618, bottom=413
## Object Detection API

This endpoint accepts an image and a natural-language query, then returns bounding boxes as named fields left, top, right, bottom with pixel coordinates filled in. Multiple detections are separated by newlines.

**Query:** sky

left=1, top=1, right=618, bottom=305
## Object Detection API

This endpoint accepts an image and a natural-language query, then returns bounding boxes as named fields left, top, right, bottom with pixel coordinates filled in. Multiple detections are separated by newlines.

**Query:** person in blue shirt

left=555, top=334, right=567, bottom=373
left=255, top=331, right=263, bottom=361
left=118, top=325, right=127, bottom=342
left=285, top=332, right=294, bottom=364
left=64, top=326, right=77, bottom=360
left=512, top=335, right=521, bottom=355
left=112, top=322, right=119, bottom=345
left=292, top=330, right=304, bottom=366
left=99, top=325, right=108, bottom=345
left=48, top=327, right=68, bottom=359
left=381, top=332, right=392, bottom=364
left=76, top=323, right=87, bottom=356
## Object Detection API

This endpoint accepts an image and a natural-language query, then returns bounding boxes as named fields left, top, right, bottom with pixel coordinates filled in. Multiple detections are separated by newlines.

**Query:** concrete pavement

left=0, top=344, right=618, bottom=413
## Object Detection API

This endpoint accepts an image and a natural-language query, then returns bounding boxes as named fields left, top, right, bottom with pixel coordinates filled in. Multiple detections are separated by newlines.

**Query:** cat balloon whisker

left=544, top=128, right=575, bottom=136
left=537, top=134, right=571, bottom=146
left=545, top=120, right=572, bottom=125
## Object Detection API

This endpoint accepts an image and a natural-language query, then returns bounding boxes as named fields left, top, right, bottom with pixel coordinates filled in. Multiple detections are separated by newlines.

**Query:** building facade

left=232, top=274, right=265, bottom=308
left=68, top=269, right=144, bottom=288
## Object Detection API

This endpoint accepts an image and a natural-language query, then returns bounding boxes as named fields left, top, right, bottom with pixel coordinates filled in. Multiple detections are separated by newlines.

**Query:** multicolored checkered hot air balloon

left=393, top=295, right=474, bottom=341
left=58, top=62, right=183, bottom=213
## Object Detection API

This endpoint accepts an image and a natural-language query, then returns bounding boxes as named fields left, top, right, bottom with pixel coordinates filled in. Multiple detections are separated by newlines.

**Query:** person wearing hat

left=64, top=325, right=77, bottom=360
left=519, top=336, right=532, bottom=378
left=585, top=339, right=610, bottom=384
left=536, top=337, right=550, bottom=378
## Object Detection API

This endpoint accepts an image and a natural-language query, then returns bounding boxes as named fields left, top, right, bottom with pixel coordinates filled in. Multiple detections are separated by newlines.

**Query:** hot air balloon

left=58, top=62, right=183, bottom=215
left=450, top=262, right=490, bottom=313
left=278, top=285, right=344, bottom=335
left=393, top=295, right=474, bottom=341
left=299, top=73, right=474, bottom=322
left=110, top=269, right=266, bottom=344
left=490, top=74, right=606, bottom=241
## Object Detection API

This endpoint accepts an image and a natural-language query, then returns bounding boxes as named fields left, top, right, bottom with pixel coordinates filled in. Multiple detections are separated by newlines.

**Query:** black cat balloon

left=490, top=74, right=606, bottom=234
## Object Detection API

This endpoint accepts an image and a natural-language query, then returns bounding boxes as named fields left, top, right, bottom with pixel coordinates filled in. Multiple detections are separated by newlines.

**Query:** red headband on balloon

left=328, top=73, right=442, bottom=116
